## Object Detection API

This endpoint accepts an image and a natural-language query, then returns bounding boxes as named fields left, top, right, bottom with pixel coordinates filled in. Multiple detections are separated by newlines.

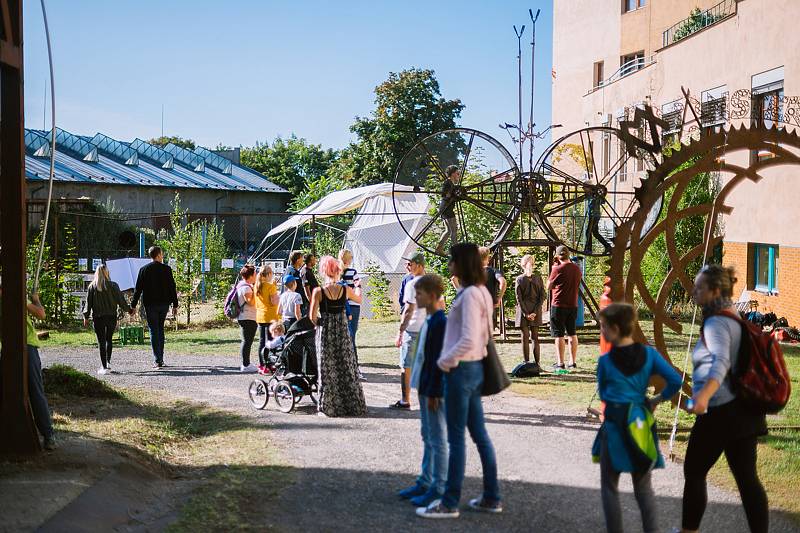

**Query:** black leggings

left=682, top=404, right=768, bottom=532
left=257, top=322, right=273, bottom=366
left=92, top=315, right=117, bottom=368
left=238, top=320, right=258, bottom=367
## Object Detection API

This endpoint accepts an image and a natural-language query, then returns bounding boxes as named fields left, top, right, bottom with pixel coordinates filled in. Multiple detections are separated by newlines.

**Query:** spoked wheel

left=393, top=128, right=521, bottom=256
left=248, top=379, right=269, bottom=410
left=273, top=381, right=295, bottom=414
left=534, top=126, right=662, bottom=256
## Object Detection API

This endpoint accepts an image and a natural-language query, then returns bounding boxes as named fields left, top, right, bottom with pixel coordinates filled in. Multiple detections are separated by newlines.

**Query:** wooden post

left=0, top=0, right=41, bottom=453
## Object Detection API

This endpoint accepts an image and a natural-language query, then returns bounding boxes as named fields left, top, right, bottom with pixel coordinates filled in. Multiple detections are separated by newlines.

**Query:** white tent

left=264, top=183, right=428, bottom=274
left=106, top=258, right=150, bottom=291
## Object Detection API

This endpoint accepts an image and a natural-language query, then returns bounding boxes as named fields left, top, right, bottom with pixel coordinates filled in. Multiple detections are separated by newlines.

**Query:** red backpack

left=707, top=310, right=791, bottom=414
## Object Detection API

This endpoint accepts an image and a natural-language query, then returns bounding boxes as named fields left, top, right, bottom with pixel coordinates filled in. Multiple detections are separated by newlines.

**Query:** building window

left=620, top=52, right=645, bottom=78
left=593, top=61, right=605, bottom=88
left=624, top=0, right=646, bottom=13
left=753, top=243, right=779, bottom=293
left=751, top=68, right=784, bottom=163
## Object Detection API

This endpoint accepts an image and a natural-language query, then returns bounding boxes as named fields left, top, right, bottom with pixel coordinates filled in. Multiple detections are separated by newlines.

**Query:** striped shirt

left=342, top=267, right=360, bottom=306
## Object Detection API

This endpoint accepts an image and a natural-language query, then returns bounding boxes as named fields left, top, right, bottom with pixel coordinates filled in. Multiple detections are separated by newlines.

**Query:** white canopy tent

left=105, top=258, right=150, bottom=291
left=263, top=183, right=428, bottom=274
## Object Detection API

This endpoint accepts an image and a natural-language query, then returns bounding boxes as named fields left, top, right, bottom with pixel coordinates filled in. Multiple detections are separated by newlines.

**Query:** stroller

left=248, top=317, right=318, bottom=413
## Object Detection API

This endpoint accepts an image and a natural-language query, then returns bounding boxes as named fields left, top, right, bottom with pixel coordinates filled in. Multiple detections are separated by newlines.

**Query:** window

left=751, top=68, right=784, bottom=162
left=593, top=61, right=605, bottom=88
left=620, top=52, right=645, bottom=77
left=753, top=243, right=779, bottom=293
left=624, top=0, right=646, bottom=13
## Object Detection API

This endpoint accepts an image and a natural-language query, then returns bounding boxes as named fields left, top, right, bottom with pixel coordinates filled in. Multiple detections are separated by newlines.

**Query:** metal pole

left=201, top=222, right=207, bottom=302
left=139, top=231, right=145, bottom=257
left=514, top=25, right=526, bottom=169
left=528, top=9, right=540, bottom=174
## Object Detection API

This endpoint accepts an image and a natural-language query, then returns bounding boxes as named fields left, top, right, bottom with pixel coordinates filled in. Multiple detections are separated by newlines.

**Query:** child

left=593, top=303, right=682, bottom=533
left=398, top=274, right=448, bottom=507
left=259, top=321, right=286, bottom=375
left=279, top=275, right=303, bottom=332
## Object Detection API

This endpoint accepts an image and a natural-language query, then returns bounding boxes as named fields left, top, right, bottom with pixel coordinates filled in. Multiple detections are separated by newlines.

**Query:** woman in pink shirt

left=417, top=243, right=502, bottom=519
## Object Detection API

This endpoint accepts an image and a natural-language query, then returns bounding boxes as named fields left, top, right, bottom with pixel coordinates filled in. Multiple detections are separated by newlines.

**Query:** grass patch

left=45, top=365, right=285, bottom=529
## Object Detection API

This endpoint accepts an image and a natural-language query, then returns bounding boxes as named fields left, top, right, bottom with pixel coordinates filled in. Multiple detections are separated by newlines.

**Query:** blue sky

left=23, top=0, right=553, bottom=164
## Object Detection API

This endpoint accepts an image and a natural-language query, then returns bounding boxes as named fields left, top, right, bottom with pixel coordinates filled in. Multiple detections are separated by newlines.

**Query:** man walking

left=131, top=246, right=178, bottom=368
left=546, top=245, right=582, bottom=369
left=392, top=253, right=427, bottom=409
left=434, top=165, right=460, bottom=255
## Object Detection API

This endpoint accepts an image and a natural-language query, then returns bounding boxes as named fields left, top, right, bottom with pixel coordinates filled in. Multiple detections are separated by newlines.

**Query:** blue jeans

left=442, top=360, right=500, bottom=509
left=417, top=393, right=448, bottom=494
left=348, top=305, right=360, bottom=363
left=399, top=330, right=419, bottom=369
left=145, top=304, right=170, bottom=364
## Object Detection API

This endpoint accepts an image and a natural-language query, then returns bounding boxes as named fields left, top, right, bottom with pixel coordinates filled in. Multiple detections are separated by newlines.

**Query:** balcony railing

left=662, top=0, right=737, bottom=47
left=591, top=54, right=656, bottom=92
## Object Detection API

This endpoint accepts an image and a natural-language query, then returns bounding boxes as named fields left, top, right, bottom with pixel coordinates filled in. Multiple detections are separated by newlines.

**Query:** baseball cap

left=282, top=274, right=300, bottom=284
left=403, top=252, right=426, bottom=266
left=555, top=245, right=570, bottom=258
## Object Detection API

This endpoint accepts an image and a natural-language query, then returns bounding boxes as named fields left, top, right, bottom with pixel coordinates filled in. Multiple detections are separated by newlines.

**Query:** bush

left=363, top=263, right=394, bottom=320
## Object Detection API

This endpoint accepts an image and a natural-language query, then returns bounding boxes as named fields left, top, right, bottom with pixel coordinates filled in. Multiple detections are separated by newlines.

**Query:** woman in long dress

left=310, top=255, right=367, bottom=417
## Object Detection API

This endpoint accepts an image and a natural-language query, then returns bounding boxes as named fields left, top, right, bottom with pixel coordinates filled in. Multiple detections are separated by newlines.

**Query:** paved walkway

left=42, top=347, right=799, bottom=532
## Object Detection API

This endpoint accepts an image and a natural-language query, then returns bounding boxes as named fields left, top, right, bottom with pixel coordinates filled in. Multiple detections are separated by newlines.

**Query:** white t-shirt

left=237, top=283, right=257, bottom=321
left=279, top=291, right=302, bottom=321
left=403, top=275, right=427, bottom=333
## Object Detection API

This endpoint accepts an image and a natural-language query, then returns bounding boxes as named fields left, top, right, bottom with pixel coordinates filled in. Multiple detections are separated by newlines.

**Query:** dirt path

left=42, top=347, right=798, bottom=532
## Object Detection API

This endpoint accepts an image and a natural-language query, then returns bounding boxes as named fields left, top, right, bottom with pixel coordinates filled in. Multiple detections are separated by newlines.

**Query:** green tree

left=332, top=68, right=465, bottom=186
left=241, top=136, right=339, bottom=198
left=148, top=135, right=196, bottom=150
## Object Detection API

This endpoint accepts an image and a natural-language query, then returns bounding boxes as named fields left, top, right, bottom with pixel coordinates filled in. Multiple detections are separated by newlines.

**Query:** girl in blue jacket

left=594, top=303, right=682, bottom=533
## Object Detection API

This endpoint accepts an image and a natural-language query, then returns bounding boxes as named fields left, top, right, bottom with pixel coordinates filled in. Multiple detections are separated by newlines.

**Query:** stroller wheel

left=274, top=381, right=295, bottom=413
left=248, top=379, right=269, bottom=410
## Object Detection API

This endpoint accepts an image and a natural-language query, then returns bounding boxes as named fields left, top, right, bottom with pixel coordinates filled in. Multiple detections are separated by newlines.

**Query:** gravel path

left=42, top=346, right=798, bottom=532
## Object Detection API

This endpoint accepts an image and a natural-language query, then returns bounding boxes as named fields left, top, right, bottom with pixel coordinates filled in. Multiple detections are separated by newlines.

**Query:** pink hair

left=318, top=255, right=342, bottom=281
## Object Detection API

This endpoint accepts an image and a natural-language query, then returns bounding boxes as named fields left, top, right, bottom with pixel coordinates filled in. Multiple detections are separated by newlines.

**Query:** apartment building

left=552, top=0, right=800, bottom=325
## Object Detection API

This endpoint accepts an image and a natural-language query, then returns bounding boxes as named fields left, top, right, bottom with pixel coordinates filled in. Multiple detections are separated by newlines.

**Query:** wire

left=33, top=0, right=56, bottom=293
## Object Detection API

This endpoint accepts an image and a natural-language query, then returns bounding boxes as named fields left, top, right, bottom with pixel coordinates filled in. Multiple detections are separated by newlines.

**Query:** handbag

left=481, top=291, right=511, bottom=396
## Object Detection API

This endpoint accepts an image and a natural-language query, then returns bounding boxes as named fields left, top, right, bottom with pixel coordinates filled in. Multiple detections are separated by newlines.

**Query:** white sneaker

left=358, top=369, right=367, bottom=381
left=97, top=368, right=108, bottom=375
left=416, top=499, right=459, bottom=519
left=240, top=364, right=257, bottom=373
left=106, top=364, right=112, bottom=373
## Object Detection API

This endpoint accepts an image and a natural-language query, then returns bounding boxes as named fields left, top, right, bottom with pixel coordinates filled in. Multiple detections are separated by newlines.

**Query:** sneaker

left=152, top=363, right=160, bottom=369
left=468, top=497, right=503, bottom=513
left=416, top=500, right=459, bottom=519
left=43, top=436, right=57, bottom=451
left=398, top=483, right=427, bottom=499
left=390, top=400, right=411, bottom=410
left=240, top=364, right=257, bottom=373
left=552, top=362, right=566, bottom=370
left=358, top=369, right=367, bottom=381
left=411, top=489, right=442, bottom=507
left=258, top=365, right=270, bottom=375
left=567, top=363, right=578, bottom=369
left=97, top=368, right=108, bottom=375
left=157, top=362, right=166, bottom=368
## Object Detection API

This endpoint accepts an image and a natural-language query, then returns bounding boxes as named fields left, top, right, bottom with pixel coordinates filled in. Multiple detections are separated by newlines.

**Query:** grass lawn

left=41, top=365, right=285, bottom=531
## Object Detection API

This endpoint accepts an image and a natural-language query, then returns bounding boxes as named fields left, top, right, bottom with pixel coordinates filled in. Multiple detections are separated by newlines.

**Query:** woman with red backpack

left=678, top=265, right=768, bottom=533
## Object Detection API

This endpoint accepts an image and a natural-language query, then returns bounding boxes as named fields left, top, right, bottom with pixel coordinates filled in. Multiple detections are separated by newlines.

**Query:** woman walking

left=236, top=265, right=259, bottom=373
left=679, top=265, right=768, bottom=533
left=418, top=243, right=501, bottom=519
left=254, top=264, right=280, bottom=373
left=515, top=254, right=546, bottom=364
left=83, top=264, right=131, bottom=375
left=339, top=249, right=364, bottom=379
left=309, top=255, right=366, bottom=417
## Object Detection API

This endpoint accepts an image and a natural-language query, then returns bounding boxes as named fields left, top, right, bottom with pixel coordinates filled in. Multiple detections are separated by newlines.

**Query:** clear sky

left=23, top=0, right=553, bottom=166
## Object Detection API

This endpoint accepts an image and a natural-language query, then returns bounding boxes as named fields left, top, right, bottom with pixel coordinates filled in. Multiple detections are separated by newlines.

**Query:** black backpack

left=511, top=361, right=541, bottom=378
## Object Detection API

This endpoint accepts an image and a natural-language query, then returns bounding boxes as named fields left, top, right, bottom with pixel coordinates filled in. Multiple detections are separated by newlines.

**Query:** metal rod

left=514, top=24, right=525, bottom=169
left=528, top=9, right=540, bottom=174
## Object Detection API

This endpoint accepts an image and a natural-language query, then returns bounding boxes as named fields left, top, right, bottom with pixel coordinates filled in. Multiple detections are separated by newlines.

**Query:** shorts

left=399, top=330, right=420, bottom=369
left=549, top=306, right=577, bottom=337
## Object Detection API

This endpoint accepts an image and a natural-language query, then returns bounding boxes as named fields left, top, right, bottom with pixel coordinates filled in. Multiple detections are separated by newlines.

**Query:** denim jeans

left=348, top=305, right=360, bottom=363
left=27, top=346, right=53, bottom=440
left=92, top=315, right=117, bottom=368
left=442, top=360, right=500, bottom=509
left=145, top=304, right=170, bottom=364
left=399, top=330, right=419, bottom=369
left=417, top=393, right=448, bottom=494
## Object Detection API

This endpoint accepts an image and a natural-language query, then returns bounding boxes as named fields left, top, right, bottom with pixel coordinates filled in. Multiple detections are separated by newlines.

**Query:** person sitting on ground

left=593, top=302, right=682, bottom=533
left=279, top=275, right=303, bottom=333
left=515, top=254, right=546, bottom=365
left=546, top=245, right=582, bottom=370
left=399, top=274, right=448, bottom=507
left=83, top=263, right=131, bottom=375
left=393, top=253, right=427, bottom=410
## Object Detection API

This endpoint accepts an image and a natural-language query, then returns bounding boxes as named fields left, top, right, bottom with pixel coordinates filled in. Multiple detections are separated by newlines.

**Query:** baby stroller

left=248, top=317, right=318, bottom=413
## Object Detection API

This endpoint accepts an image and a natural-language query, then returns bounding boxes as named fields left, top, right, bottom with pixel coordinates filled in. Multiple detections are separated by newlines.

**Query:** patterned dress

left=316, top=285, right=367, bottom=417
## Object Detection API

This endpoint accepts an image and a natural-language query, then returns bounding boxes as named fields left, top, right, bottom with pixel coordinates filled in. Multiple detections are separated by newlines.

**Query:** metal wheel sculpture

left=607, top=123, right=800, bottom=363
left=533, top=126, right=663, bottom=256
left=392, top=128, right=520, bottom=256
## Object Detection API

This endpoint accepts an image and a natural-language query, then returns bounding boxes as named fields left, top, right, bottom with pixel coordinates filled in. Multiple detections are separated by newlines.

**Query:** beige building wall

left=552, top=0, right=800, bottom=323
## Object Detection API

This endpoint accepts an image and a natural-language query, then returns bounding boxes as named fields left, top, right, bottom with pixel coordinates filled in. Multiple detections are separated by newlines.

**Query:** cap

left=403, top=252, right=426, bottom=266
left=555, top=245, right=570, bottom=257
left=282, top=274, right=300, bottom=284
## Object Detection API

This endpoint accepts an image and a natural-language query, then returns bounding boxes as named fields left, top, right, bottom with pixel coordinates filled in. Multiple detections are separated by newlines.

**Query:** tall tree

left=240, top=136, right=338, bottom=198
left=148, top=135, right=196, bottom=150
left=333, top=68, right=464, bottom=185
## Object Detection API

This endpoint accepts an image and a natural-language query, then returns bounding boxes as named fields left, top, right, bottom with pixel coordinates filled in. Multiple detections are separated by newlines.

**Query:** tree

left=148, top=135, right=196, bottom=150
left=240, top=136, right=338, bottom=198
left=332, top=68, right=464, bottom=186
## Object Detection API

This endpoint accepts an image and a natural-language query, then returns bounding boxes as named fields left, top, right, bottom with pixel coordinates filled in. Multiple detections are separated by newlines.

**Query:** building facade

left=552, top=0, right=800, bottom=325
